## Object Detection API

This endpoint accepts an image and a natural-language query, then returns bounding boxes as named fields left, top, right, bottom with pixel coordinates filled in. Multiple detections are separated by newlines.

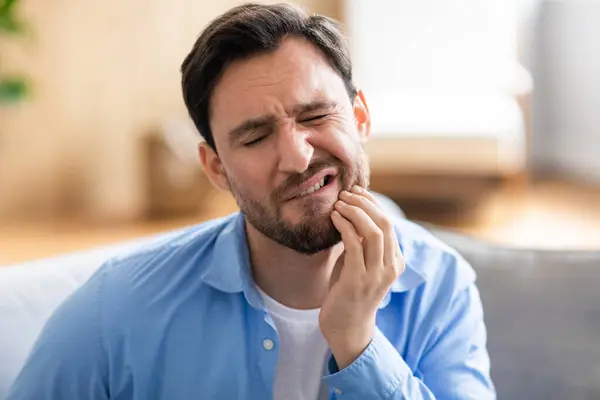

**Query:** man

left=8, top=3, right=495, bottom=399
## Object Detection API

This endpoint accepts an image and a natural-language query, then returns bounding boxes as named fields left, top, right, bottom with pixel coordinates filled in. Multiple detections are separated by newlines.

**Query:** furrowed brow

left=227, top=115, right=276, bottom=142
left=293, top=100, right=338, bottom=115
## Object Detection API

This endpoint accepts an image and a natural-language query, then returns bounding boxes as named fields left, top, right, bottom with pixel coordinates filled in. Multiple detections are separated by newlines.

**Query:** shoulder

left=387, top=218, right=486, bottom=351
left=103, top=213, right=235, bottom=276
left=90, top=213, right=239, bottom=319
left=391, top=217, right=476, bottom=298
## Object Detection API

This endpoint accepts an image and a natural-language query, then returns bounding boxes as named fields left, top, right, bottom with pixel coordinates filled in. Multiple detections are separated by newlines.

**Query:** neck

left=245, top=219, right=343, bottom=310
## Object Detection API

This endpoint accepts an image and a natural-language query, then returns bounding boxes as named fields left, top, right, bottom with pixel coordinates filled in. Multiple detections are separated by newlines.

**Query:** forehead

left=209, top=37, right=349, bottom=138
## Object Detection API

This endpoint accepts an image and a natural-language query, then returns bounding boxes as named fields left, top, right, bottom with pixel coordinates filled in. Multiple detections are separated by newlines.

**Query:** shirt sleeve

left=322, top=284, right=495, bottom=399
left=6, top=269, right=110, bottom=400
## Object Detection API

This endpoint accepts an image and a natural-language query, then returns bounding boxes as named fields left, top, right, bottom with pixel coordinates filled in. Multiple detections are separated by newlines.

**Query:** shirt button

left=262, top=339, right=274, bottom=351
left=333, top=387, right=343, bottom=395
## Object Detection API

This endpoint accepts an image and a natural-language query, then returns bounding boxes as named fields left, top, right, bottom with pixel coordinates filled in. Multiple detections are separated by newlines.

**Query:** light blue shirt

left=8, top=212, right=495, bottom=399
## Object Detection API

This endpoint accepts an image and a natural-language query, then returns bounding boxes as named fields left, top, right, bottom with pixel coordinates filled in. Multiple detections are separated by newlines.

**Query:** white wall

left=344, top=0, right=523, bottom=95
left=531, top=0, right=600, bottom=184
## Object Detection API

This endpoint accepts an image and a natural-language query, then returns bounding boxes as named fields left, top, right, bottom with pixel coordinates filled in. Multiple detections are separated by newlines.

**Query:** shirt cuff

left=322, top=328, right=411, bottom=399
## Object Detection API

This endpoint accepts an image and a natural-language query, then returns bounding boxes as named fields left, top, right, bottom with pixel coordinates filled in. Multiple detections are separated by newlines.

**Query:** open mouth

left=292, top=174, right=335, bottom=199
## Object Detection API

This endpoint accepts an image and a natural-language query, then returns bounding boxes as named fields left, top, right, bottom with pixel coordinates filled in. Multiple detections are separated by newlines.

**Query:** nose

left=276, top=120, right=314, bottom=173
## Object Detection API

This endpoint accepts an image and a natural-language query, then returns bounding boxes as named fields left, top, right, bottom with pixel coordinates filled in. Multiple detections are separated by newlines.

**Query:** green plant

left=0, top=0, right=28, bottom=104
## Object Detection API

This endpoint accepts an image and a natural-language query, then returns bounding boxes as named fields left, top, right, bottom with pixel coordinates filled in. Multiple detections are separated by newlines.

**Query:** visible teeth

left=297, top=177, right=327, bottom=197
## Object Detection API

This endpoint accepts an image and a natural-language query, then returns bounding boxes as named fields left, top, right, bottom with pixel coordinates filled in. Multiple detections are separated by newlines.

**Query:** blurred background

left=1, top=0, right=600, bottom=263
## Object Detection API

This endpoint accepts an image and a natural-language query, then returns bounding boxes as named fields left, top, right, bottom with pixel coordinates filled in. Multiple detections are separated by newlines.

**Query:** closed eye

left=299, top=114, right=329, bottom=123
left=243, top=136, right=267, bottom=147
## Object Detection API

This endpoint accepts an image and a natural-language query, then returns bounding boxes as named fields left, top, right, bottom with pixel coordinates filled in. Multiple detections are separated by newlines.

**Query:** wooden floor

left=2, top=180, right=600, bottom=265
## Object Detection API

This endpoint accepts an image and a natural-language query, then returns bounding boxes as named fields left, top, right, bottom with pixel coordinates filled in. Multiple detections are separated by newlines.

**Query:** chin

left=284, top=198, right=335, bottom=224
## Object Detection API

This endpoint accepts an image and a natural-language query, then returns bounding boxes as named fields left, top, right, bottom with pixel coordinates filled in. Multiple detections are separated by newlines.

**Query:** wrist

left=325, top=327, right=375, bottom=370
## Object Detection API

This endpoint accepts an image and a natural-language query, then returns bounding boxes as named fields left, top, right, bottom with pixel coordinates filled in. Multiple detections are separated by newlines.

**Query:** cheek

left=314, top=123, right=361, bottom=164
left=226, top=158, right=273, bottom=197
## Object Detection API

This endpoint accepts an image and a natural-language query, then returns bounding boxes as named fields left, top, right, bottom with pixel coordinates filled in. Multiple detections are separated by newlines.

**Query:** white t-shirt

left=259, top=290, right=330, bottom=400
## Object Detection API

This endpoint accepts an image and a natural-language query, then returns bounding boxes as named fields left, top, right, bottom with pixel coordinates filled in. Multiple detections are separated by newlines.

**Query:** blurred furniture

left=2, top=198, right=600, bottom=399
left=142, top=118, right=215, bottom=218
left=343, top=0, right=533, bottom=200
left=431, top=227, right=600, bottom=400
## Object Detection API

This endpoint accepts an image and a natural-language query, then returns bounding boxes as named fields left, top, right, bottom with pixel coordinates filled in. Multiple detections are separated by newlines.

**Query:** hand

left=319, top=186, right=405, bottom=370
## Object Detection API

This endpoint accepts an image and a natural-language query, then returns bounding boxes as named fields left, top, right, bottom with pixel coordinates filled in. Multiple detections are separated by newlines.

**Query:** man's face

left=205, top=37, right=371, bottom=254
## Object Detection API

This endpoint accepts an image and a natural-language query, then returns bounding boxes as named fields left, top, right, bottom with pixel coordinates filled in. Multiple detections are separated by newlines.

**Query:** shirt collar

left=198, top=212, right=428, bottom=305
left=198, top=213, right=263, bottom=308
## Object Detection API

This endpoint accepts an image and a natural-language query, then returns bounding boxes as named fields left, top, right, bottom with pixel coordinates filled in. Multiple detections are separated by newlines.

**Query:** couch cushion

left=431, top=228, right=600, bottom=400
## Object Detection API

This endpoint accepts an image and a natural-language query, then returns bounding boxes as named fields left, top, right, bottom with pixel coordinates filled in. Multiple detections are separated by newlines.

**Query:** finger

left=360, top=189, right=402, bottom=276
left=330, top=211, right=366, bottom=274
left=329, top=250, right=345, bottom=290
left=383, top=229, right=403, bottom=282
left=395, top=249, right=406, bottom=277
left=340, top=189, right=397, bottom=272
left=334, top=200, right=383, bottom=271
left=351, top=186, right=381, bottom=208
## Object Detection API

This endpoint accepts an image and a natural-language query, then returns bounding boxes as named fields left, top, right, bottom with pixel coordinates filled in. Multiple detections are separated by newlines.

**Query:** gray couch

left=1, top=200, right=599, bottom=399
left=431, top=228, right=600, bottom=399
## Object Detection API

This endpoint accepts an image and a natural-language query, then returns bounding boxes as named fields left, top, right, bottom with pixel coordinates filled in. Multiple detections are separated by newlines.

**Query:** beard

left=228, top=148, right=370, bottom=255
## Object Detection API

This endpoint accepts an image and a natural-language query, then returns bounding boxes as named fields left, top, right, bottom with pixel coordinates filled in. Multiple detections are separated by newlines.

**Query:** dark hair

left=180, top=3, right=357, bottom=151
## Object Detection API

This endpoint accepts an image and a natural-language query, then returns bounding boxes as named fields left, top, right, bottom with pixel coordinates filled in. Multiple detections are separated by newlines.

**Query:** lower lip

left=290, top=176, right=338, bottom=201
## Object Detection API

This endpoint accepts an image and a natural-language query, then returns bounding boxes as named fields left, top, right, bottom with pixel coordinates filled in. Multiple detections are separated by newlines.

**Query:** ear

left=353, top=89, right=371, bottom=143
left=199, top=142, right=231, bottom=192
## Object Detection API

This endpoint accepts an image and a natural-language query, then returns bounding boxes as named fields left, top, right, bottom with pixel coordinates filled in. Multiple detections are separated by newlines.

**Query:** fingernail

left=335, top=200, right=345, bottom=208
left=339, top=190, right=351, bottom=197
left=351, top=186, right=362, bottom=194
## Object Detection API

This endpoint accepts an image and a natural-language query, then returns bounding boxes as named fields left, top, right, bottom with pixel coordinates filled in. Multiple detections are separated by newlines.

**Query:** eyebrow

left=292, top=99, right=338, bottom=115
left=227, top=115, right=276, bottom=142
left=227, top=100, right=338, bottom=141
